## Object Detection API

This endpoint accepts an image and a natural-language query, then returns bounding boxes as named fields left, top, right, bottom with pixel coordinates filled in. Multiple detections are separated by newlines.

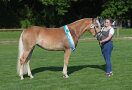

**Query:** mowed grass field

left=0, top=29, right=132, bottom=90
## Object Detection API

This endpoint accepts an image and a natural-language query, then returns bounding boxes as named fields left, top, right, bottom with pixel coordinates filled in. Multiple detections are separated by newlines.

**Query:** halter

left=90, top=18, right=100, bottom=37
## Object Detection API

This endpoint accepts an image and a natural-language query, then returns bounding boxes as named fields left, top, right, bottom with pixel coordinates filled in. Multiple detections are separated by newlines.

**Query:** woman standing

left=99, top=18, right=114, bottom=76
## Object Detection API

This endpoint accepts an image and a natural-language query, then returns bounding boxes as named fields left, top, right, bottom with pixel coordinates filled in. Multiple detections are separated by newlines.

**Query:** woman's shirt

left=101, top=27, right=114, bottom=35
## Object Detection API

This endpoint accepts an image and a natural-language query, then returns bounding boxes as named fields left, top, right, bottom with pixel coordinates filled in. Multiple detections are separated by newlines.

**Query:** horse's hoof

left=21, top=78, right=24, bottom=80
left=30, top=76, right=34, bottom=79
left=20, top=76, right=24, bottom=80
left=63, top=75, right=69, bottom=78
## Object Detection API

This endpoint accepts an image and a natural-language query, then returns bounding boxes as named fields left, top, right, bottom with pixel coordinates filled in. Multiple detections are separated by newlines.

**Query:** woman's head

left=105, top=18, right=114, bottom=27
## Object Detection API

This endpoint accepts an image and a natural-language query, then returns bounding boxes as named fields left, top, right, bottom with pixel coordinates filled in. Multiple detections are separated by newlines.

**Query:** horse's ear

left=97, top=16, right=101, bottom=21
left=96, top=16, right=104, bottom=27
left=96, top=16, right=99, bottom=20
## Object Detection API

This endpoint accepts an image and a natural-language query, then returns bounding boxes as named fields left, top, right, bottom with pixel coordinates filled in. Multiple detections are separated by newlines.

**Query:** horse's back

left=21, top=26, right=42, bottom=49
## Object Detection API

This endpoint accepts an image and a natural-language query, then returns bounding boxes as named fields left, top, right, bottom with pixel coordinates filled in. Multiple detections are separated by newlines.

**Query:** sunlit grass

left=0, top=30, right=132, bottom=89
left=0, top=36, right=132, bottom=89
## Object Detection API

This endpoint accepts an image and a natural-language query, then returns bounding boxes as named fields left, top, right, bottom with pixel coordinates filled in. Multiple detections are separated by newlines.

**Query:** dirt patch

left=80, top=37, right=132, bottom=40
left=0, top=40, right=18, bottom=44
left=122, top=37, right=132, bottom=39
left=80, top=37, right=96, bottom=40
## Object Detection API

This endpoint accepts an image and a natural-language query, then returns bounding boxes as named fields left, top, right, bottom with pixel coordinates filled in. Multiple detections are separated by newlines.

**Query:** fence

left=0, top=29, right=24, bottom=31
left=0, top=27, right=120, bottom=37
left=114, top=27, right=119, bottom=37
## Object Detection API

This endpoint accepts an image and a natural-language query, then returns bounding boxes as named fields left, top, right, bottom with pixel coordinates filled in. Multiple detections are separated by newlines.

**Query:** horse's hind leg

left=20, top=50, right=31, bottom=80
left=26, top=48, right=34, bottom=79
left=27, top=61, right=33, bottom=79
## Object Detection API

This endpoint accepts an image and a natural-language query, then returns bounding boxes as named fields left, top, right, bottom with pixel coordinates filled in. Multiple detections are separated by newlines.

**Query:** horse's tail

left=17, top=31, right=27, bottom=75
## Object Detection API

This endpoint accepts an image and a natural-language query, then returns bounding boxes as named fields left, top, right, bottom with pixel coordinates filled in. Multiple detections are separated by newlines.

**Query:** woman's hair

left=106, top=18, right=114, bottom=24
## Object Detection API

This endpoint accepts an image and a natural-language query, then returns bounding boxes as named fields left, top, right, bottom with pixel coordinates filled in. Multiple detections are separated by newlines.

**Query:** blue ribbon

left=63, top=25, right=75, bottom=51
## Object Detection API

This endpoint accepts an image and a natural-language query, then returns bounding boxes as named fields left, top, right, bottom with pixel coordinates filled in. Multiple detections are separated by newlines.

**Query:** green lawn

left=114, top=28, right=132, bottom=37
left=0, top=31, right=22, bottom=40
left=0, top=30, right=132, bottom=90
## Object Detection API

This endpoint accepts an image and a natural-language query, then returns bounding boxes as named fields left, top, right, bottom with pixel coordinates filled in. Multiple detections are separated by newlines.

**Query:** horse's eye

left=96, top=26, right=99, bottom=28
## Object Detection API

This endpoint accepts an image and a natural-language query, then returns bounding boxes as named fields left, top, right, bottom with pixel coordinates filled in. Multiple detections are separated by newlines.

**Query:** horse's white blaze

left=96, top=19, right=101, bottom=28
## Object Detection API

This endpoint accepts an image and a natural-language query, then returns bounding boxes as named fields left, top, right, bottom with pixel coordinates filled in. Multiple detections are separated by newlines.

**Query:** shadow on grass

left=31, top=64, right=106, bottom=76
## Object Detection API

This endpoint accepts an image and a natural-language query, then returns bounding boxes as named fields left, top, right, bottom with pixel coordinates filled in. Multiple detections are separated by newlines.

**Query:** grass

left=114, top=28, right=132, bottom=37
left=0, top=31, right=22, bottom=40
left=0, top=30, right=132, bottom=90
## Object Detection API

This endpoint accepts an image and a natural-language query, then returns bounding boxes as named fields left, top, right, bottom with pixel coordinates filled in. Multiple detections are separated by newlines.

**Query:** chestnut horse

left=17, top=18, right=101, bottom=80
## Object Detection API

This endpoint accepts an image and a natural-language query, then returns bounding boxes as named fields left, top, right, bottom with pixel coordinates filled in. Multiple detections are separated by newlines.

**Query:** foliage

left=0, top=0, right=131, bottom=28
left=20, top=19, right=33, bottom=29
left=39, top=0, right=78, bottom=26
left=101, top=0, right=132, bottom=22
left=40, top=0, right=78, bottom=15
left=0, top=0, right=20, bottom=28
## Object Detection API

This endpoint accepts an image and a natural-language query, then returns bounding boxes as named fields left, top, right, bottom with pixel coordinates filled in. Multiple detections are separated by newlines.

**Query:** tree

left=1, top=0, right=131, bottom=28
left=101, top=0, right=132, bottom=26
left=63, top=0, right=104, bottom=24
left=0, top=0, right=79, bottom=28
left=0, top=0, right=20, bottom=28
left=38, top=0, right=78, bottom=27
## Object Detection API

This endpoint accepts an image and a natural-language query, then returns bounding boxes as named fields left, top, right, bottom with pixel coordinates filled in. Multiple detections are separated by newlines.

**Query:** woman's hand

left=99, top=40, right=103, bottom=44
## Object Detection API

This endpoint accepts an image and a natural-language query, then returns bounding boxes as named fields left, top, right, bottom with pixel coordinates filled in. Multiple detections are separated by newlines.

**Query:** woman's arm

left=99, top=34, right=113, bottom=43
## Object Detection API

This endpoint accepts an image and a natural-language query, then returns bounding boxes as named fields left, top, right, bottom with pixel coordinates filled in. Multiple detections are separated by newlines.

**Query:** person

left=98, top=18, right=114, bottom=76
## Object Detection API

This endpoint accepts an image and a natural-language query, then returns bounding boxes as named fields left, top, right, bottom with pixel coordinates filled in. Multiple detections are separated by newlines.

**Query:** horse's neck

left=69, top=20, right=88, bottom=38
left=68, top=20, right=89, bottom=46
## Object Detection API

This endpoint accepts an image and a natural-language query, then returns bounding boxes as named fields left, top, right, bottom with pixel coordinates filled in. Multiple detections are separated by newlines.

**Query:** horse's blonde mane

left=68, top=18, right=90, bottom=25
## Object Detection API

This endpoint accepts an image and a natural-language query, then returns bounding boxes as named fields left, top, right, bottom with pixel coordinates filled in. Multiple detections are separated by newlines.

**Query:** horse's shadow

left=31, top=64, right=106, bottom=76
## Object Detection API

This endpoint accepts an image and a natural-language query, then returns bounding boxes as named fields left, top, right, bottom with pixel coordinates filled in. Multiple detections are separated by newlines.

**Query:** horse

left=17, top=18, right=101, bottom=80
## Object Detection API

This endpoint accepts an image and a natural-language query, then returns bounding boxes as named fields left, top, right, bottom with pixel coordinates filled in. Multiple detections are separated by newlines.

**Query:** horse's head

left=87, top=17, right=102, bottom=37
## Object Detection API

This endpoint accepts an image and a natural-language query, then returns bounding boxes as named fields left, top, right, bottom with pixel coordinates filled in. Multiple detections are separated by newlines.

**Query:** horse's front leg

left=63, top=49, right=72, bottom=78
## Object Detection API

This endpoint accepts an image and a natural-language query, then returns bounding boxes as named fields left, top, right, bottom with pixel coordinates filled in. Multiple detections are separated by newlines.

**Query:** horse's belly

left=37, top=39, right=64, bottom=51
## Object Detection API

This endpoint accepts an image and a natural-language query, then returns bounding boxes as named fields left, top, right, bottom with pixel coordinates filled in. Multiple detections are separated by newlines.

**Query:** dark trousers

left=101, top=41, right=113, bottom=73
